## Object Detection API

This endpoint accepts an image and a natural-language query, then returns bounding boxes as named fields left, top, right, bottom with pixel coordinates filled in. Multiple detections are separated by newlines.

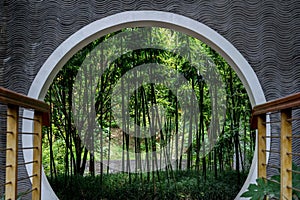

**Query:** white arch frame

left=22, top=11, right=268, bottom=199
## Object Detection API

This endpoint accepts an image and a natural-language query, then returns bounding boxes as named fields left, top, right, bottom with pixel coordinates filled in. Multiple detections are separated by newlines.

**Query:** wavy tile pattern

left=1, top=0, right=300, bottom=197
left=1, top=0, right=300, bottom=98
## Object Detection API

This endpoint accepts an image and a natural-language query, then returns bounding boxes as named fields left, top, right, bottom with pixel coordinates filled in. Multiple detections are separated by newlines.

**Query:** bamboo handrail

left=252, top=92, right=300, bottom=116
left=251, top=92, right=300, bottom=129
left=0, top=87, right=49, bottom=113
left=0, top=87, right=50, bottom=126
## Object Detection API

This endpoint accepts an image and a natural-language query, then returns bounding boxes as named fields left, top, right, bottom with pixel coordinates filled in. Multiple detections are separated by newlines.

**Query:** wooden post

left=6, top=105, right=19, bottom=200
left=32, top=111, right=42, bottom=200
left=280, top=109, right=292, bottom=200
left=257, top=115, right=267, bottom=179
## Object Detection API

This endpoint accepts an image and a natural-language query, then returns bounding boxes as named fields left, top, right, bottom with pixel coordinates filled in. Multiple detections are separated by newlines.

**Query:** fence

left=251, top=92, right=300, bottom=200
left=0, top=87, right=49, bottom=200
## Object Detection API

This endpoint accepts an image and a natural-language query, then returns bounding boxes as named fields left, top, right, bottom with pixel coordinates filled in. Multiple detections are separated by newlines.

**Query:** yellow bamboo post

left=257, top=114, right=267, bottom=179
left=32, top=111, right=42, bottom=200
left=5, top=105, right=19, bottom=200
left=280, top=109, right=292, bottom=200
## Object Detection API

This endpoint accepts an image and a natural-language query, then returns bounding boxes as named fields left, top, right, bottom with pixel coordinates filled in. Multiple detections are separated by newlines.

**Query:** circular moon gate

left=22, top=11, right=266, bottom=199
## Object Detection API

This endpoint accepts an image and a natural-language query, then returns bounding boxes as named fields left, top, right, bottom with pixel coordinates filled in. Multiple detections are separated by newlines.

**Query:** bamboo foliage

left=42, top=27, right=253, bottom=187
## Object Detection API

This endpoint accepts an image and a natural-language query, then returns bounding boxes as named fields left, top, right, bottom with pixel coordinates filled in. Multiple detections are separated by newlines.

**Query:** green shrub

left=241, top=163, right=300, bottom=200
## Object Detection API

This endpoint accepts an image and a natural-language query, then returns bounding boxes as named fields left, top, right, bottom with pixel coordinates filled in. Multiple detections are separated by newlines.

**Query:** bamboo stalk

left=280, top=109, right=292, bottom=200
left=32, top=111, right=43, bottom=200
left=5, top=105, right=19, bottom=200
left=257, top=115, right=266, bottom=179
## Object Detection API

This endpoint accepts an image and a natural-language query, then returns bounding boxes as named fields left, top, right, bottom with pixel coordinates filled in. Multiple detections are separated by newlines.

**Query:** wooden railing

left=251, top=92, right=300, bottom=200
left=0, top=87, right=49, bottom=200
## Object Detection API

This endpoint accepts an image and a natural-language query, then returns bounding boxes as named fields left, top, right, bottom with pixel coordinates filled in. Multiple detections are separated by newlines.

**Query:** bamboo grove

left=42, top=27, right=255, bottom=186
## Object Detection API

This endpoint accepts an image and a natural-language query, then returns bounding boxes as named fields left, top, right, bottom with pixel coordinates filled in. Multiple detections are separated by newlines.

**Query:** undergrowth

left=48, top=170, right=247, bottom=200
